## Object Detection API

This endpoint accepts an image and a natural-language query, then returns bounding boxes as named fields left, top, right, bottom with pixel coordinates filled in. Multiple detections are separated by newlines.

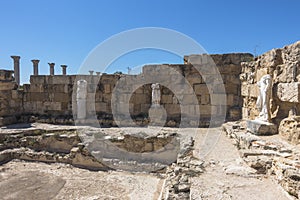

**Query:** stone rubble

left=223, top=121, right=300, bottom=198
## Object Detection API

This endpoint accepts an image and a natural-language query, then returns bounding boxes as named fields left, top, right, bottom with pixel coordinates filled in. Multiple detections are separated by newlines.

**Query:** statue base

left=247, top=119, right=277, bottom=135
left=148, top=105, right=167, bottom=126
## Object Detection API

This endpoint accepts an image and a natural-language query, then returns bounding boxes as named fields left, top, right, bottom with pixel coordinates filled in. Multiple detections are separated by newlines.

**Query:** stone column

left=89, top=70, right=94, bottom=75
left=11, top=56, right=20, bottom=85
left=61, top=65, right=67, bottom=75
left=31, top=59, right=40, bottom=75
left=48, top=63, right=55, bottom=75
left=96, top=72, right=101, bottom=76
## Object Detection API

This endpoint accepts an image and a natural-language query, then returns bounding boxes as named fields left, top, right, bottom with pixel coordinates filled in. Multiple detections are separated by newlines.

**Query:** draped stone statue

left=76, top=79, right=87, bottom=119
left=256, top=74, right=272, bottom=122
left=151, top=83, right=161, bottom=106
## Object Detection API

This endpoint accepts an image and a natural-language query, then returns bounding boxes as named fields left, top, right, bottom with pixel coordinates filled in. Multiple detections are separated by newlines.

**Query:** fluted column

left=31, top=59, right=40, bottom=75
left=48, top=63, right=55, bottom=75
left=61, top=65, right=67, bottom=75
left=11, top=56, right=20, bottom=85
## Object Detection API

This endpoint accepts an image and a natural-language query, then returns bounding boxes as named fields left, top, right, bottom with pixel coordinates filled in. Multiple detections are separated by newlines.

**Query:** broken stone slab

left=277, top=82, right=300, bottom=103
left=247, top=120, right=277, bottom=135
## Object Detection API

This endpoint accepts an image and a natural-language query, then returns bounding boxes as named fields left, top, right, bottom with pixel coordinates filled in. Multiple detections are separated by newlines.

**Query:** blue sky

left=0, top=0, right=299, bottom=83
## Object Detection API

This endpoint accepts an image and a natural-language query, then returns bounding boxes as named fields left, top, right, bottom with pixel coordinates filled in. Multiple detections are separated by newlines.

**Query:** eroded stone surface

left=223, top=121, right=300, bottom=199
left=279, top=116, right=300, bottom=144
left=247, top=119, right=277, bottom=135
left=277, top=82, right=300, bottom=103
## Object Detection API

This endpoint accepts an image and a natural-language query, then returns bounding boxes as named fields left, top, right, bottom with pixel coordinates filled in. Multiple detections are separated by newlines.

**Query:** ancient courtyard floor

left=0, top=125, right=294, bottom=200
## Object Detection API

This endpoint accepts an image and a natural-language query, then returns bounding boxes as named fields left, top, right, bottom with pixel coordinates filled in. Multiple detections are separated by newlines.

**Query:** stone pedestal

left=247, top=120, right=277, bottom=135
left=148, top=105, right=166, bottom=126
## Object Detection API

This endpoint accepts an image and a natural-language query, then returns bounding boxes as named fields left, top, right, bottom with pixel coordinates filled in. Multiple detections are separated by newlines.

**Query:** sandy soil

left=0, top=160, right=163, bottom=200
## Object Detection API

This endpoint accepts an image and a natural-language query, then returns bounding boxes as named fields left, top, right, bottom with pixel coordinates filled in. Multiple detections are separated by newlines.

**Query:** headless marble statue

left=256, top=74, right=272, bottom=122
left=76, top=79, right=87, bottom=119
left=151, top=83, right=161, bottom=106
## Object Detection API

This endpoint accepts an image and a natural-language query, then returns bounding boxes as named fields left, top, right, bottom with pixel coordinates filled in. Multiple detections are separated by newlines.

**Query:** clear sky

left=0, top=0, right=299, bottom=83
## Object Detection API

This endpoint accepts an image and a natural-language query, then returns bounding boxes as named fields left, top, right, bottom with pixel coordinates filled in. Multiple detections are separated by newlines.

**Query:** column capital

left=31, top=59, right=40, bottom=65
left=11, top=55, right=20, bottom=61
left=61, top=64, right=67, bottom=68
left=89, top=70, right=94, bottom=75
left=48, top=62, right=55, bottom=67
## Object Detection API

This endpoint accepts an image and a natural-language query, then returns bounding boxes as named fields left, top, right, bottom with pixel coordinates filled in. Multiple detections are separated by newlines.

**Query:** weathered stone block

left=256, top=68, right=268, bottom=82
left=279, top=116, right=300, bottom=144
left=182, top=95, right=198, bottom=105
left=51, top=75, right=71, bottom=84
left=104, top=84, right=111, bottom=93
left=0, top=90, right=11, bottom=99
left=241, top=84, right=249, bottom=96
left=199, top=105, right=211, bottom=115
left=30, top=92, right=49, bottom=101
left=247, top=120, right=277, bottom=135
left=194, top=84, right=209, bottom=95
left=225, top=83, right=238, bottom=94
left=132, top=94, right=150, bottom=104
left=0, top=70, right=14, bottom=81
left=50, top=84, right=68, bottom=93
left=95, top=102, right=108, bottom=112
left=53, top=93, right=70, bottom=103
left=277, top=82, right=300, bottom=103
left=165, top=104, right=180, bottom=115
left=30, top=76, right=46, bottom=84
left=135, top=87, right=144, bottom=94
left=24, top=102, right=37, bottom=112
left=228, top=107, right=241, bottom=120
left=249, top=84, right=259, bottom=97
left=44, top=102, right=62, bottom=111
left=140, top=103, right=150, bottom=113
left=225, top=74, right=240, bottom=84
left=186, top=74, right=202, bottom=85
left=0, top=81, right=16, bottom=91
left=218, top=64, right=242, bottom=74
left=242, top=107, right=249, bottom=119
left=30, top=84, right=45, bottom=93
left=161, top=95, right=173, bottom=104
left=210, top=94, right=227, bottom=105
left=200, top=94, right=210, bottom=105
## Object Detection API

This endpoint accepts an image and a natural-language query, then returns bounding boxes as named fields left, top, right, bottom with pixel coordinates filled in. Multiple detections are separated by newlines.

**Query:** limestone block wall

left=240, top=41, right=300, bottom=125
left=23, top=75, right=75, bottom=116
left=122, top=53, right=253, bottom=126
left=5, top=53, right=253, bottom=127
left=0, top=70, right=22, bottom=125
left=19, top=54, right=253, bottom=126
left=23, top=74, right=121, bottom=119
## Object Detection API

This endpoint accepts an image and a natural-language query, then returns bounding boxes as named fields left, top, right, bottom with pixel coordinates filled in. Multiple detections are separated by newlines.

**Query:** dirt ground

left=0, top=160, right=163, bottom=200
left=0, top=126, right=295, bottom=200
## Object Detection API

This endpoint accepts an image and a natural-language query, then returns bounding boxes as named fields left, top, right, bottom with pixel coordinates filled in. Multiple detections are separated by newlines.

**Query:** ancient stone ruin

left=0, top=41, right=300, bottom=199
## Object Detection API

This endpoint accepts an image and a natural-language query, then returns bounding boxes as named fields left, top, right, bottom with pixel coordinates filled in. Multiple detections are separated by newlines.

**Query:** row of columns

left=10, top=56, right=69, bottom=85
left=38, top=62, right=68, bottom=76
left=11, top=56, right=101, bottom=86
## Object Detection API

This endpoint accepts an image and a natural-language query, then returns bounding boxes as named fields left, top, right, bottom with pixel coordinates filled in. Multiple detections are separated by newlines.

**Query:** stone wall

left=1, top=53, right=253, bottom=127
left=0, top=70, right=22, bottom=125
left=240, top=41, right=300, bottom=142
